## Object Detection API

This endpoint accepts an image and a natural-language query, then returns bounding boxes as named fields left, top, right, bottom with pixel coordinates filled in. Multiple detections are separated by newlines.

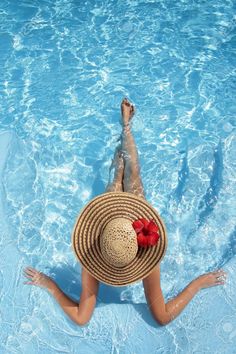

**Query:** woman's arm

left=23, top=266, right=99, bottom=326
left=47, top=281, right=82, bottom=324
left=143, top=264, right=227, bottom=326
left=164, top=278, right=201, bottom=322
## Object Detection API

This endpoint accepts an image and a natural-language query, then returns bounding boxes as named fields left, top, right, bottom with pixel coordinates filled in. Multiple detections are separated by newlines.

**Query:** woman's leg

left=104, top=146, right=124, bottom=192
left=120, top=98, right=146, bottom=199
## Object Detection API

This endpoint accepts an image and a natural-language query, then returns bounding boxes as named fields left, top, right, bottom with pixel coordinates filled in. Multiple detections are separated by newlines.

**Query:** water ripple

left=197, top=139, right=224, bottom=228
left=0, top=0, right=235, bottom=353
left=173, top=149, right=190, bottom=205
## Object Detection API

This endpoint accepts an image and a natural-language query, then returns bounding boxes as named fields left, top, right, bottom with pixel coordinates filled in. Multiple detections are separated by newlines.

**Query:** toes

left=122, top=97, right=131, bottom=106
left=130, top=104, right=135, bottom=117
left=121, top=98, right=135, bottom=117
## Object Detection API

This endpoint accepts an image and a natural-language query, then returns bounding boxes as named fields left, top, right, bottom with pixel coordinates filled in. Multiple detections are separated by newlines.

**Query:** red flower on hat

left=132, top=218, right=160, bottom=248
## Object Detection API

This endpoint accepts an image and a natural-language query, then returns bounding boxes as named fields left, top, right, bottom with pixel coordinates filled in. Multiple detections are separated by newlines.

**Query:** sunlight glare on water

left=0, top=0, right=235, bottom=353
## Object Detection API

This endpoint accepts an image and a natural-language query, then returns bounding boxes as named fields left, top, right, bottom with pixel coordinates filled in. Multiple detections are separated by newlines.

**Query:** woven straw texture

left=100, top=217, right=138, bottom=267
left=71, top=192, right=168, bottom=286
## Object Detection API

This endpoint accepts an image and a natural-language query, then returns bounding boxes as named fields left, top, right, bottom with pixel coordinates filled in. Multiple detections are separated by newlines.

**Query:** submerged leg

left=120, top=98, right=146, bottom=199
left=104, top=145, right=124, bottom=192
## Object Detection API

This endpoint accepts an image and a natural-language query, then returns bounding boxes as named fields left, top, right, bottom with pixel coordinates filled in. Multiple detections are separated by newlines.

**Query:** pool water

left=0, top=0, right=236, bottom=353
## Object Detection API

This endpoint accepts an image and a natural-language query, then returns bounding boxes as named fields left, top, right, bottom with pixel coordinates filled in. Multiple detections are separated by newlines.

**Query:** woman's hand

left=23, top=266, right=55, bottom=290
left=196, top=269, right=227, bottom=290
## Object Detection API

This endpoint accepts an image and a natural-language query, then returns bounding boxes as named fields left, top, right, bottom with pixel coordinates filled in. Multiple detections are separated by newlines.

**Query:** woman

left=23, top=98, right=227, bottom=326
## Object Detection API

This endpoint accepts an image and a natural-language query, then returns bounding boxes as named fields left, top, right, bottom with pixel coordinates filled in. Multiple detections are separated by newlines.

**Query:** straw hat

left=71, top=192, right=168, bottom=286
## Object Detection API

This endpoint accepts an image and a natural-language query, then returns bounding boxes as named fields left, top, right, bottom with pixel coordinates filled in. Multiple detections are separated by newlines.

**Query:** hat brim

left=71, top=192, right=168, bottom=286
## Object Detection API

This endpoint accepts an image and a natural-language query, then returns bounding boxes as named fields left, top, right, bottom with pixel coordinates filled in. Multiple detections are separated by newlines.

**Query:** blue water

left=0, top=0, right=236, bottom=353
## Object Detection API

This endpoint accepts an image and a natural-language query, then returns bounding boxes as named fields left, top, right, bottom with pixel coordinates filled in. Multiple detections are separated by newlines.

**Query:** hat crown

left=100, top=217, right=138, bottom=267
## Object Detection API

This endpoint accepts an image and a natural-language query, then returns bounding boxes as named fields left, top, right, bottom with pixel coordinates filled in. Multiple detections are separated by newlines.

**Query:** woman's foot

left=121, top=98, right=135, bottom=127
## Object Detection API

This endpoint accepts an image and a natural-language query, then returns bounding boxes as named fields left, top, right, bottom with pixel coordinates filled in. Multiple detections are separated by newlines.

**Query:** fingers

left=198, top=268, right=228, bottom=290
left=24, top=266, right=41, bottom=274
left=25, top=266, right=37, bottom=272
left=23, top=267, right=41, bottom=284
left=23, top=269, right=33, bottom=277
left=199, top=269, right=228, bottom=288
left=26, top=266, right=36, bottom=271
left=215, top=280, right=226, bottom=286
left=215, top=276, right=227, bottom=283
left=23, top=272, right=35, bottom=282
left=23, top=273, right=32, bottom=280
left=212, top=269, right=225, bottom=274
left=212, top=269, right=227, bottom=277
left=23, top=269, right=37, bottom=278
left=214, top=269, right=227, bottom=284
left=24, top=266, right=37, bottom=274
